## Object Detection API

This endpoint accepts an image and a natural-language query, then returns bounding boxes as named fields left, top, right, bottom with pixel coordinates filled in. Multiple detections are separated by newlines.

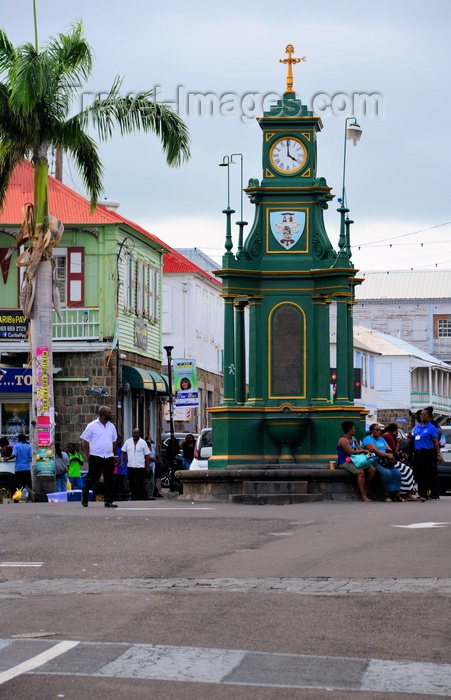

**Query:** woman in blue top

left=412, top=408, right=442, bottom=500
left=362, top=423, right=403, bottom=502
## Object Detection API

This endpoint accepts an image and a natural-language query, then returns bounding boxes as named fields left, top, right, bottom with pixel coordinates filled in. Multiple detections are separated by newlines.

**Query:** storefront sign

left=134, top=319, right=148, bottom=351
left=0, top=368, right=32, bottom=393
left=173, top=359, right=199, bottom=407
left=0, top=311, right=28, bottom=339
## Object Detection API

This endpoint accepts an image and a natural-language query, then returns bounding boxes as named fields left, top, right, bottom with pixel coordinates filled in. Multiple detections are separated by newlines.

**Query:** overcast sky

left=3, top=0, right=451, bottom=271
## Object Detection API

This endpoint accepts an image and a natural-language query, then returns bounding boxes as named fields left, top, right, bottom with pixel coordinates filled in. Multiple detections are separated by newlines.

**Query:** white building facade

left=162, top=249, right=224, bottom=432
left=352, top=270, right=451, bottom=362
left=353, top=326, right=451, bottom=428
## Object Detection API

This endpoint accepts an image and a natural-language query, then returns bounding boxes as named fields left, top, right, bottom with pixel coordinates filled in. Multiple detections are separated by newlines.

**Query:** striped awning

left=122, top=365, right=169, bottom=394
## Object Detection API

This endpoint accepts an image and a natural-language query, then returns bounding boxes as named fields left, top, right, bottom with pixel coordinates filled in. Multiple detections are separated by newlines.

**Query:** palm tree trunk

left=30, top=259, right=56, bottom=494
left=31, top=159, right=56, bottom=495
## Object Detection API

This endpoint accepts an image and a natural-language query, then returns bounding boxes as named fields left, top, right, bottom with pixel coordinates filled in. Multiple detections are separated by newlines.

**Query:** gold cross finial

left=279, top=44, right=306, bottom=94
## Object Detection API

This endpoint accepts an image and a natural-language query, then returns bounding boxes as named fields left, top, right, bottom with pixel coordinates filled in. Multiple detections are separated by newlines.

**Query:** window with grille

left=437, top=318, right=451, bottom=337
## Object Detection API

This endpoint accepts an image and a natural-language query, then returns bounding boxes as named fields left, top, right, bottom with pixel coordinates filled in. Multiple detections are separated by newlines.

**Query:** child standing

left=67, top=442, right=84, bottom=490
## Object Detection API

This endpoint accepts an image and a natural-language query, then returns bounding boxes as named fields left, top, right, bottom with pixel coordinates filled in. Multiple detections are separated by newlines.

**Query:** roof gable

left=164, top=250, right=221, bottom=287
left=354, top=325, right=451, bottom=367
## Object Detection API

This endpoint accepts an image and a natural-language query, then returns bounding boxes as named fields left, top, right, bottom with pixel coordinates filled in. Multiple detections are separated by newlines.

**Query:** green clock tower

left=210, top=45, right=365, bottom=469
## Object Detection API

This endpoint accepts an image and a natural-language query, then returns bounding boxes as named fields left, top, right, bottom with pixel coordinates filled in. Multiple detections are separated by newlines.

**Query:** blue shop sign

left=0, top=368, right=32, bottom=392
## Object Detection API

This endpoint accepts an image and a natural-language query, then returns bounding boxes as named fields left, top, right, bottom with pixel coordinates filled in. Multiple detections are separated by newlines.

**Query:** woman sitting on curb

left=337, top=420, right=376, bottom=503
left=362, top=423, right=403, bottom=502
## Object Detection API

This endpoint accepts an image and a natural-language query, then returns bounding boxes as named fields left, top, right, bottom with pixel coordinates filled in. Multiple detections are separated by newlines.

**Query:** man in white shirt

left=121, top=428, right=151, bottom=501
left=80, top=406, right=118, bottom=508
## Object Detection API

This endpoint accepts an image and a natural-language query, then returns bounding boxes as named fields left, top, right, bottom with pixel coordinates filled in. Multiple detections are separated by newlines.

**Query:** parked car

left=190, top=428, right=212, bottom=470
left=0, top=458, right=16, bottom=499
left=439, top=426, right=451, bottom=495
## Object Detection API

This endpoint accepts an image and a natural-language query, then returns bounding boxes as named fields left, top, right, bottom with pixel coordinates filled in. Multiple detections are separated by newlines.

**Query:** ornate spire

left=279, top=44, right=306, bottom=94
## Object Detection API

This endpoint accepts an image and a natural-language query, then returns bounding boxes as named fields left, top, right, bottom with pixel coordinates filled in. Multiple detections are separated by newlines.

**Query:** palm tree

left=0, top=21, right=190, bottom=494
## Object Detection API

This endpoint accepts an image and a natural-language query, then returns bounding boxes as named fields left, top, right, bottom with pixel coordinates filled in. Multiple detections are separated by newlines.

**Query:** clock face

left=269, top=137, right=307, bottom=174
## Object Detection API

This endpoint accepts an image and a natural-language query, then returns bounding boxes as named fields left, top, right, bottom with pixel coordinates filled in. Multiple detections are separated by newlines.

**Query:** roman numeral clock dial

left=269, top=137, right=307, bottom=175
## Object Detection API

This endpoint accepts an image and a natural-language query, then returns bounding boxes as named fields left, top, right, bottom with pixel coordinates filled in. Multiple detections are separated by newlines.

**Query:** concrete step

left=229, top=494, right=323, bottom=505
left=242, top=481, right=308, bottom=495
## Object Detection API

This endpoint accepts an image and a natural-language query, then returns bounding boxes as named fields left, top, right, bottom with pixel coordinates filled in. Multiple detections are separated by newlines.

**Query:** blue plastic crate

left=47, top=492, right=67, bottom=502
left=67, top=489, right=94, bottom=502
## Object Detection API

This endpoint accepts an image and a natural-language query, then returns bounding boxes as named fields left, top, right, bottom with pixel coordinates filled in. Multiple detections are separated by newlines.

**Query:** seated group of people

left=337, top=420, right=426, bottom=503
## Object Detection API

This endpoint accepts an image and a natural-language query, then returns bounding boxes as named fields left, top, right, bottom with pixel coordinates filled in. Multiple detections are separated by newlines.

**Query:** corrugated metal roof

left=1, top=162, right=225, bottom=285
left=0, top=160, right=170, bottom=251
left=330, top=325, right=378, bottom=354
left=354, top=325, right=451, bottom=368
left=355, top=270, right=451, bottom=300
left=164, top=251, right=221, bottom=286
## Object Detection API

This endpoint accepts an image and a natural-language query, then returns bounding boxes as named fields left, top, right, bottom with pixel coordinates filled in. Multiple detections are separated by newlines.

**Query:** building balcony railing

left=433, top=337, right=451, bottom=357
left=52, top=307, right=100, bottom=340
left=411, top=391, right=451, bottom=417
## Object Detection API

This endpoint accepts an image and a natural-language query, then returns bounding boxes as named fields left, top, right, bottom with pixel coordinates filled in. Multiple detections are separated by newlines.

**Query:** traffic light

left=330, top=368, right=362, bottom=400
left=330, top=368, right=337, bottom=401
left=354, top=368, right=362, bottom=399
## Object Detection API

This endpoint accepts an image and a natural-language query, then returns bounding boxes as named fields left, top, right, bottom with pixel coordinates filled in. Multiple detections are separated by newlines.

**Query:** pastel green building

left=210, top=46, right=366, bottom=468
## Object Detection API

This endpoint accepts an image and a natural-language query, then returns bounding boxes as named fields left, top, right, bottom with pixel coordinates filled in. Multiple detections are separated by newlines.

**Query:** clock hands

left=271, top=138, right=305, bottom=172
left=286, top=139, right=301, bottom=164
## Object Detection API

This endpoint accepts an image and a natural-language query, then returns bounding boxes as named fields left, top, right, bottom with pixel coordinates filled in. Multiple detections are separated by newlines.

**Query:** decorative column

left=234, top=296, right=248, bottom=405
left=347, top=298, right=356, bottom=401
left=247, top=296, right=263, bottom=405
left=335, top=293, right=351, bottom=403
left=221, top=295, right=236, bottom=404
left=311, top=295, right=332, bottom=402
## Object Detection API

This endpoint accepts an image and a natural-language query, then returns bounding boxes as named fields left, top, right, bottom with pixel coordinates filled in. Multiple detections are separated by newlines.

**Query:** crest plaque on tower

left=269, top=210, right=306, bottom=250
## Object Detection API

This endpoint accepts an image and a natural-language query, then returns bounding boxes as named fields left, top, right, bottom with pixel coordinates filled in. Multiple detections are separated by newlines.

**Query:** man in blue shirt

left=412, top=408, right=442, bottom=500
left=12, top=434, right=32, bottom=489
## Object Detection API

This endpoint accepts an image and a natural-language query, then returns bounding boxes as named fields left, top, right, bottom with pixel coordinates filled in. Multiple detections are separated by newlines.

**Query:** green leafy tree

left=0, top=20, right=190, bottom=494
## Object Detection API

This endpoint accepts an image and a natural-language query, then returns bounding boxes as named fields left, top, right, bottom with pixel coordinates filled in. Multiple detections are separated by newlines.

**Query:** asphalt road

left=0, top=496, right=450, bottom=699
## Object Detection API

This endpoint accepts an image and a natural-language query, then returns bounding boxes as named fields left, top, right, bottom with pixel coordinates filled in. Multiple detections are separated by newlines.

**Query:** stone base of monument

left=175, top=466, right=358, bottom=504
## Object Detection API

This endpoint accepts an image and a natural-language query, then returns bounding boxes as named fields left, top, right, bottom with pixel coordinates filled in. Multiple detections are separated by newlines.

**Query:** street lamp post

left=219, top=154, right=247, bottom=258
left=219, top=156, right=235, bottom=258
left=337, top=117, right=362, bottom=259
left=230, top=153, right=247, bottom=257
left=164, top=345, right=178, bottom=492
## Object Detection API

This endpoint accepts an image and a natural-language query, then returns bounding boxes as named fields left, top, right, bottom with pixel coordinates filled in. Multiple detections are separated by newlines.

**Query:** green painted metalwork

left=211, top=87, right=365, bottom=467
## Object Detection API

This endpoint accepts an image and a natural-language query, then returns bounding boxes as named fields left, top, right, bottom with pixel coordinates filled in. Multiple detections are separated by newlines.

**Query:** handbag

left=55, top=455, right=68, bottom=476
left=379, top=455, right=393, bottom=468
left=350, top=453, right=374, bottom=469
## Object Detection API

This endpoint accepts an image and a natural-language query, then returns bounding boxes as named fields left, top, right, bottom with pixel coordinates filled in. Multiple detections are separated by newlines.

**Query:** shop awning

left=122, top=365, right=169, bottom=394
left=147, top=370, right=169, bottom=394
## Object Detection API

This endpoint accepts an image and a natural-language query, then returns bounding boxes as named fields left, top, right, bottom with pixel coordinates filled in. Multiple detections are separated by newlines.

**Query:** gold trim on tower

left=279, top=44, right=306, bottom=94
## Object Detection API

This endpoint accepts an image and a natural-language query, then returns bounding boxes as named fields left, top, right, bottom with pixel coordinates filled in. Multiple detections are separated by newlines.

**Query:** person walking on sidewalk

left=121, top=428, right=151, bottom=500
left=80, top=406, right=118, bottom=508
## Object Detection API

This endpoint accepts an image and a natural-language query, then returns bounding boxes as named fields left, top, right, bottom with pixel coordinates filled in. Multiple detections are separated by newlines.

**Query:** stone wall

left=376, top=408, right=412, bottom=431
left=54, top=351, right=117, bottom=447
